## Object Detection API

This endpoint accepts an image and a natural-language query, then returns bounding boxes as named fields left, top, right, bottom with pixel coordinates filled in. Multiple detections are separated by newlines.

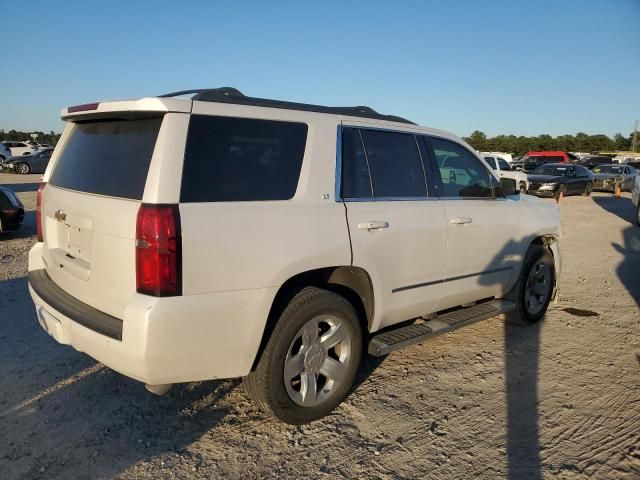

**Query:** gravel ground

left=0, top=172, right=638, bottom=480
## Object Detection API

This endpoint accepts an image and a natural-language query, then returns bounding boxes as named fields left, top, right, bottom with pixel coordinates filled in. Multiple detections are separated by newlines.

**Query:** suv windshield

left=533, top=165, right=570, bottom=176
left=49, top=118, right=162, bottom=200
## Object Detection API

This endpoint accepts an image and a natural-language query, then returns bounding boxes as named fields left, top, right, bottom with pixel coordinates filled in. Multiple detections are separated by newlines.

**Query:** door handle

left=358, top=221, right=389, bottom=231
left=450, top=217, right=472, bottom=225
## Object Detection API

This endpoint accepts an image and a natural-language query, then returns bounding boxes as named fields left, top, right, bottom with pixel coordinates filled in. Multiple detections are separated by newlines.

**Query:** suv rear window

left=50, top=118, right=162, bottom=200
left=180, top=115, right=308, bottom=202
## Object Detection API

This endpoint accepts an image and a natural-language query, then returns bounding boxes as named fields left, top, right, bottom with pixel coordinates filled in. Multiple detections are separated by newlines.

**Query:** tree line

left=0, top=130, right=61, bottom=146
left=1, top=128, right=636, bottom=157
left=463, top=131, right=636, bottom=156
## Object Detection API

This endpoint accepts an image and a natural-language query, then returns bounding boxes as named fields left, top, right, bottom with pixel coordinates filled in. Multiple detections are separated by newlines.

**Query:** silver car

left=632, top=175, right=640, bottom=226
left=2, top=148, right=53, bottom=174
left=592, top=164, right=637, bottom=192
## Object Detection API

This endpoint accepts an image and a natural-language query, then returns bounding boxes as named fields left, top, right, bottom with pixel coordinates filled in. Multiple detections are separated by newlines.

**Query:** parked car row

left=0, top=147, right=54, bottom=174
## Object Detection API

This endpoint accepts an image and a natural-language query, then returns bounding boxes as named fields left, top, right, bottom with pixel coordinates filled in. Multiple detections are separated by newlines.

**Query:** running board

left=368, top=299, right=516, bottom=357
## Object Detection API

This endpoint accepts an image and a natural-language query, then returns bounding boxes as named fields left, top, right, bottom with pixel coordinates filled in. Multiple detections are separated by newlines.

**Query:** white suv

left=28, top=88, right=562, bottom=424
left=482, top=154, right=529, bottom=193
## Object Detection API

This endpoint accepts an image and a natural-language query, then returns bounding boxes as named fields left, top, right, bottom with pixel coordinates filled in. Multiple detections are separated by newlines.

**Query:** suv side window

left=359, top=129, right=427, bottom=198
left=498, top=158, right=512, bottom=171
left=429, top=137, right=493, bottom=198
left=341, top=128, right=428, bottom=199
left=341, top=128, right=373, bottom=199
left=484, top=156, right=497, bottom=169
left=181, top=115, right=308, bottom=202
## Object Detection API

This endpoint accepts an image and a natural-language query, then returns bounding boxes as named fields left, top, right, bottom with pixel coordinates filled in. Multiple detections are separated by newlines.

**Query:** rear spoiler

left=61, top=97, right=191, bottom=121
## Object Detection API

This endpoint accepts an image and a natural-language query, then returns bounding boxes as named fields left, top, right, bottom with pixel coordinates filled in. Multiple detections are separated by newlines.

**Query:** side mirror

left=498, top=177, right=518, bottom=196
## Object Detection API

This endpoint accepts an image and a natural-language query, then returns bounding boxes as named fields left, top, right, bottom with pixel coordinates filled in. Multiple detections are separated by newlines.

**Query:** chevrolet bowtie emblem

left=54, top=210, right=67, bottom=222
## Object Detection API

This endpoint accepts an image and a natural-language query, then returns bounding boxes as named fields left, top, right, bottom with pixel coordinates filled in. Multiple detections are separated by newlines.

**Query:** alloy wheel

left=524, top=262, right=552, bottom=316
left=284, top=314, right=352, bottom=407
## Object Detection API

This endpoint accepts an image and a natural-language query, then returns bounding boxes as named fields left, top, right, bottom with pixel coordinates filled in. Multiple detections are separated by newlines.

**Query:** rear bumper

left=29, top=269, right=123, bottom=339
left=28, top=245, right=277, bottom=385
left=1, top=208, right=24, bottom=230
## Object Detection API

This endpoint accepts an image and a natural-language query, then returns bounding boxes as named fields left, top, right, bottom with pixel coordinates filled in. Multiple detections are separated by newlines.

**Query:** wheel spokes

left=320, top=357, right=347, bottom=383
left=284, top=353, right=305, bottom=379
left=320, top=322, right=348, bottom=350
left=300, top=371, right=318, bottom=406
left=300, top=318, right=319, bottom=348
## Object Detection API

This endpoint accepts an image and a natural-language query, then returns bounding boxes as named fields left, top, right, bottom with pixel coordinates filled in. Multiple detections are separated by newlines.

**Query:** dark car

left=527, top=163, right=595, bottom=198
left=2, top=148, right=53, bottom=174
left=0, top=186, right=24, bottom=234
left=577, top=155, right=613, bottom=169
left=592, top=164, right=637, bottom=192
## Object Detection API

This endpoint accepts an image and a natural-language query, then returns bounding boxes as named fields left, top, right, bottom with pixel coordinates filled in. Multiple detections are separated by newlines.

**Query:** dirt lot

left=0, top=172, right=638, bottom=480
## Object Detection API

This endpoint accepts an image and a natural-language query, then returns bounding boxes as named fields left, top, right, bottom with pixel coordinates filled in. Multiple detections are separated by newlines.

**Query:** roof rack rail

left=158, top=87, right=415, bottom=125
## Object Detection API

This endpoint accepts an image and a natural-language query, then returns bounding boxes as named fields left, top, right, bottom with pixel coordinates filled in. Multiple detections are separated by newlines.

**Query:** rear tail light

left=36, top=182, right=46, bottom=242
left=135, top=204, right=182, bottom=297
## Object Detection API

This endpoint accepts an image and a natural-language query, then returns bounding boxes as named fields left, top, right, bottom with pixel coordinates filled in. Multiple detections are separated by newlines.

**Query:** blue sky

left=1, top=0, right=639, bottom=138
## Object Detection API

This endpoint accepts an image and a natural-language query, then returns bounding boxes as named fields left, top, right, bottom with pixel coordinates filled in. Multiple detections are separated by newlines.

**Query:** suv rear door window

left=341, top=128, right=373, bottom=199
left=359, top=129, right=427, bottom=198
left=49, top=118, right=162, bottom=200
left=430, top=137, right=493, bottom=198
left=180, top=115, right=308, bottom=202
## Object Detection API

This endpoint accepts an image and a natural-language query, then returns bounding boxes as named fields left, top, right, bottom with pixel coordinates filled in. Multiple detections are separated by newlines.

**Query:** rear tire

left=505, top=245, right=555, bottom=325
left=582, top=182, right=592, bottom=196
left=519, top=182, right=527, bottom=194
left=636, top=203, right=640, bottom=227
left=244, top=287, right=362, bottom=424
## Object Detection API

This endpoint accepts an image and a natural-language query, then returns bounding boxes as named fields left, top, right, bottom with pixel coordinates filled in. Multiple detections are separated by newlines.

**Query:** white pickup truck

left=483, top=154, right=529, bottom=193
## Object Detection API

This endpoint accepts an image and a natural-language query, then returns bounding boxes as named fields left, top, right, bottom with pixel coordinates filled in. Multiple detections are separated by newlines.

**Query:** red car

left=521, top=151, right=570, bottom=172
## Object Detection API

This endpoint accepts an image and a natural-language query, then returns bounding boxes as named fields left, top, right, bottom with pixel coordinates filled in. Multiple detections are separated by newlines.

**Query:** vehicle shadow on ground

left=0, top=182, right=39, bottom=193
left=504, top=320, right=542, bottom=480
left=0, top=276, right=240, bottom=479
left=591, top=196, right=640, bottom=307
left=477, top=232, right=547, bottom=480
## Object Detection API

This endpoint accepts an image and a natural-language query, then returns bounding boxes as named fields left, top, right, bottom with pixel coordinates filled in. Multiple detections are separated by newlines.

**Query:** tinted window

left=341, top=128, right=372, bottom=199
left=431, top=137, right=492, bottom=198
left=360, top=130, right=426, bottom=197
left=498, top=158, right=511, bottom=170
left=484, top=157, right=497, bottom=169
left=50, top=118, right=161, bottom=200
left=181, top=115, right=307, bottom=202
left=533, top=165, right=570, bottom=176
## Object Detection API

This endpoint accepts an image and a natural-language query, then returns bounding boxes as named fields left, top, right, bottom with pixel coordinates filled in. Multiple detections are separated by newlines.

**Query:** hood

left=528, top=174, right=564, bottom=183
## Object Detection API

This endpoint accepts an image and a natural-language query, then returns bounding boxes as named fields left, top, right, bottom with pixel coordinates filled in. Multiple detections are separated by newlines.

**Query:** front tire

left=16, top=163, right=31, bottom=174
left=582, top=182, right=592, bottom=196
left=505, top=245, right=555, bottom=325
left=555, top=184, right=566, bottom=200
left=636, top=202, right=640, bottom=227
left=244, top=287, right=362, bottom=424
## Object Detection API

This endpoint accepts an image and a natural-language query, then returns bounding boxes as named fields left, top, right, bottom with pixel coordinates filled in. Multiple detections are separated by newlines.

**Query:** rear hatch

left=40, top=117, right=163, bottom=319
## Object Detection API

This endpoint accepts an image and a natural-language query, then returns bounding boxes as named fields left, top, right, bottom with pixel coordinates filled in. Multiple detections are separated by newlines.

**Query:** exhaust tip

left=145, top=383, right=173, bottom=396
